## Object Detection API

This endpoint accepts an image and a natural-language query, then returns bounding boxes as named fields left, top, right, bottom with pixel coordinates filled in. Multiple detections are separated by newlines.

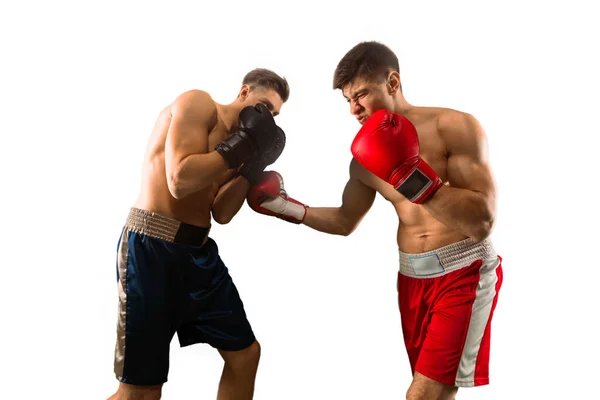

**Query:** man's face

left=342, top=75, right=394, bottom=125
left=241, top=86, right=283, bottom=117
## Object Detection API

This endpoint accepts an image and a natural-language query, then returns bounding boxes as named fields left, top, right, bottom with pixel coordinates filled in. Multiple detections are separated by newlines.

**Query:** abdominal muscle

left=392, top=199, right=468, bottom=254
left=133, top=157, right=218, bottom=228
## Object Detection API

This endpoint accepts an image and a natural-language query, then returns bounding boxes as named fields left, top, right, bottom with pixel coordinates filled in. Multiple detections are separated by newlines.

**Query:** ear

left=238, top=84, right=251, bottom=101
left=387, top=71, right=401, bottom=95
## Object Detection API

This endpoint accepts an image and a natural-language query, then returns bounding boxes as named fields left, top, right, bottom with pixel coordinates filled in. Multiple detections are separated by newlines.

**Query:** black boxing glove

left=215, top=103, right=281, bottom=169
left=239, top=126, right=286, bottom=184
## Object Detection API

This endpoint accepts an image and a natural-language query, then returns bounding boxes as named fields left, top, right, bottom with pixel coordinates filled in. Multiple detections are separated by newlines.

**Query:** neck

left=392, top=95, right=413, bottom=115
left=217, top=100, right=243, bottom=133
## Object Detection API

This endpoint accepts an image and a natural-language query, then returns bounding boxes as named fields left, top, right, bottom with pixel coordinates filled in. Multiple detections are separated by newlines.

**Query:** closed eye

left=259, top=99, right=278, bottom=116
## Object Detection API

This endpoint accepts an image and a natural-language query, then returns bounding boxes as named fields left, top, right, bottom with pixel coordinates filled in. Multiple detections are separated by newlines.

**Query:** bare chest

left=368, top=120, right=447, bottom=203
left=207, top=120, right=230, bottom=151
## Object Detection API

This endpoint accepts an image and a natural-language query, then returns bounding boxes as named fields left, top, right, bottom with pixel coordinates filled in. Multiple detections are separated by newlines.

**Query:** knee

left=405, top=385, right=420, bottom=400
left=225, top=340, right=261, bottom=372
left=111, top=383, right=162, bottom=400
left=242, top=340, right=261, bottom=366
left=406, top=382, right=457, bottom=400
left=406, top=387, right=430, bottom=400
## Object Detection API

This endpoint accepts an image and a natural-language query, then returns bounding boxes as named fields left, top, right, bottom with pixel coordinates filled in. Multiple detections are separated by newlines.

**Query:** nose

left=350, top=99, right=362, bottom=116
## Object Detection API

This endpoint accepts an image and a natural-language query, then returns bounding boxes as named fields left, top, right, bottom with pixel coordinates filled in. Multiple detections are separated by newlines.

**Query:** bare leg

left=107, top=382, right=162, bottom=400
left=216, top=340, right=261, bottom=400
left=406, top=372, right=458, bottom=400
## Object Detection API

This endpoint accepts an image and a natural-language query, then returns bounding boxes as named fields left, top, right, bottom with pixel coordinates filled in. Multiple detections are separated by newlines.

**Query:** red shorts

left=397, top=238, right=503, bottom=388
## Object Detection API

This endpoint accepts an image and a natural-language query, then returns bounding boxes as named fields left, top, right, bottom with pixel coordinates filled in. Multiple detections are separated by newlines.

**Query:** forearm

left=211, top=176, right=251, bottom=224
left=303, top=207, right=353, bottom=236
left=169, top=152, right=228, bottom=199
left=422, top=185, right=495, bottom=241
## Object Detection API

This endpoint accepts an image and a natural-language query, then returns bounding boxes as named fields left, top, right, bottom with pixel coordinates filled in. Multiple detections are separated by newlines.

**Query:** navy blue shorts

left=113, top=208, right=255, bottom=386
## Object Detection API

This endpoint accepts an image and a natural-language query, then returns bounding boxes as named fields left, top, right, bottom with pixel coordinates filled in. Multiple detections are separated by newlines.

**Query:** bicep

left=444, top=113, right=496, bottom=197
left=165, top=91, right=215, bottom=174
left=339, top=161, right=377, bottom=224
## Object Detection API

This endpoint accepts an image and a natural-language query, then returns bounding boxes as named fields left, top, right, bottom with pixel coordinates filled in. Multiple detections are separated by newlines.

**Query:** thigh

left=416, top=257, right=503, bottom=388
left=114, top=231, right=175, bottom=386
left=397, top=273, right=431, bottom=373
left=177, top=244, right=256, bottom=352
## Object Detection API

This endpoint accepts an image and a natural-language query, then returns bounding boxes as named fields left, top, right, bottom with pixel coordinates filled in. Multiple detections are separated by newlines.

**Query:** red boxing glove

left=246, top=171, right=308, bottom=224
left=351, top=109, right=443, bottom=204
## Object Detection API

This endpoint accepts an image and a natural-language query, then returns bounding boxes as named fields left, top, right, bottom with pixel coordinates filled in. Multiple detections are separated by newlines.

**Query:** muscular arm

left=303, top=160, right=377, bottom=236
left=165, top=90, right=229, bottom=199
left=211, top=174, right=251, bottom=224
left=421, top=112, right=497, bottom=241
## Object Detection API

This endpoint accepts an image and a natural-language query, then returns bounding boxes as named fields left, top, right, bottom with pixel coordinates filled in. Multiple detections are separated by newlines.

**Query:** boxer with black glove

left=108, top=67, right=291, bottom=400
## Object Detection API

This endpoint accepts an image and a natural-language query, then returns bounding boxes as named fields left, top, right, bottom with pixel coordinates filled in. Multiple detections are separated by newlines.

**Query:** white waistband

left=399, top=238, right=497, bottom=278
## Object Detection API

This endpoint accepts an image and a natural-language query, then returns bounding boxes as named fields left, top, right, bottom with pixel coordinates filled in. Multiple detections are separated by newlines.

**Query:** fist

left=238, top=103, right=281, bottom=152
left=239, top=125, right=286, bottom=184
left=215, top=103, right=284, bottom=169
left=351, top=109, right=442, bottom=203
left=246, top=171, right=308, bottom=224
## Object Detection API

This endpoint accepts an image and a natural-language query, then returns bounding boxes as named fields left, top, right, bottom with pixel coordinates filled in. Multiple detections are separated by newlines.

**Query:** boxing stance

left=247, top=42, right=502, bottom=400
left=108, top=68, right=288, bottom=400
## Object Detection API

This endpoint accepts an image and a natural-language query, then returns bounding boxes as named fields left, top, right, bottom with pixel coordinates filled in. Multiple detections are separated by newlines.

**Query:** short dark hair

left=243, top=68, right=290, bottom=103
left=333, top=41, right=400, bottom=90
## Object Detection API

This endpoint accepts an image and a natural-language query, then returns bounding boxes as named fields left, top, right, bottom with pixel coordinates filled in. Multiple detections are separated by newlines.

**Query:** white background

left=1, top=0, right=598, bottom=399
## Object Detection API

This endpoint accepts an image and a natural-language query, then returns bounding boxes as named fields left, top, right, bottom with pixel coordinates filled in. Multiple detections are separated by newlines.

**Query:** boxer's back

left=133, top=94, right=235, bottom=227
left=356, top=106, right=470, bottom=252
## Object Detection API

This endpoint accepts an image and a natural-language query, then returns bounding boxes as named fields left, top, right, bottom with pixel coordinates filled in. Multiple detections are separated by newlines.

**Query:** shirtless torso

left=110, top=79, right=288, bottom=399
left=133, top=94, right=236, bottom=228
left=353, top=106, right=471, bottom=253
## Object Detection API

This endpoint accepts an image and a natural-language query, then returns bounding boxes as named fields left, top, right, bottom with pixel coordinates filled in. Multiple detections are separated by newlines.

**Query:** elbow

left=471, top=224, right=492, bottom=242
left=339, top=225, right=355, bottom=236
left=168, top=180, right=184, bottom=200
left=211, top=200, right=235, bottom=225
left=167, top=171, right=186, bottom=200
left=471, top=212, right=495, bottom=242
left=338, top=220, right=357, bottom=237
left=212, top=210, right=233, bottom=225
left=336, top=209, right=359, bottom=236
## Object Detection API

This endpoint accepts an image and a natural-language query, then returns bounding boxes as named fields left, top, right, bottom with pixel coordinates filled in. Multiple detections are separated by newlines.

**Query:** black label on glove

left=396, top=169, right=431, bottom=202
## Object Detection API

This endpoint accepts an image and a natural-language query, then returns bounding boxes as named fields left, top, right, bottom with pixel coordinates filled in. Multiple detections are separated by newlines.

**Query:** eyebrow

left=260, top=98, right=278, bottom=116
left=344, top=88, right=367, bottom=100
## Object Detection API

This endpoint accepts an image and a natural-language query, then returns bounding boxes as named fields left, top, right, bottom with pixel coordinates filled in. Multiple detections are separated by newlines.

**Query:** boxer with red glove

left=246, top=171, right=308, bottom=224
left=246, top=42, right=502, bottom=399
left=351, top=109, right=443, bottom=204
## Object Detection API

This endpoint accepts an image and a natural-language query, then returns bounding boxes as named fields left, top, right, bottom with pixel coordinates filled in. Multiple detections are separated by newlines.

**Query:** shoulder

left=435, top=108, right=487, bottom=151
left=172, top=90, right=218, bottom=127
left=436, top=108, right=484, bottom=138
left=349, top=157, right=373, bottom=185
